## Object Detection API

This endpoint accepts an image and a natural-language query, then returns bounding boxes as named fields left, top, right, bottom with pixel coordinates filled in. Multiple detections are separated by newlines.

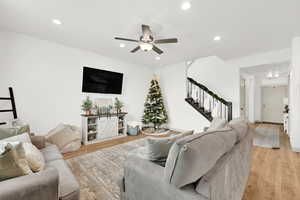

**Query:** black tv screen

left=82, top=67, right=123, bottom=94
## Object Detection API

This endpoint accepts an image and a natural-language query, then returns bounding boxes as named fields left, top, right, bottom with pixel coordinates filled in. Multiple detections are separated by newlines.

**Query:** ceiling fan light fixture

left=139, top=42, right=153, bottom=51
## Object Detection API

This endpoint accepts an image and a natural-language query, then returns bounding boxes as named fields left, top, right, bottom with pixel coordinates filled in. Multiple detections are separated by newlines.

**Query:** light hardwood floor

left=64, top=124, right=300, bottom=200
left=243, top=124, right=300, bottom=200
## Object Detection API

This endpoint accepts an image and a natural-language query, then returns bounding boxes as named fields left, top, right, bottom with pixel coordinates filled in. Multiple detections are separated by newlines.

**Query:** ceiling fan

left=114, top=24, right=178, bottom=55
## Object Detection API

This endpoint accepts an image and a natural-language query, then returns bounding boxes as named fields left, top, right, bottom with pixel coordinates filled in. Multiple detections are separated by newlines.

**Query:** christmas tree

left=142, top=78, right=168, bottom=129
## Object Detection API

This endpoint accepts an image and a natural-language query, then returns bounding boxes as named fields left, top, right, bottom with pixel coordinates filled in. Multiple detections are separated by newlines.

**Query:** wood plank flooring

left=64, top=124, right=300, bottom=200
left=242, top=124, right=300, bottom=200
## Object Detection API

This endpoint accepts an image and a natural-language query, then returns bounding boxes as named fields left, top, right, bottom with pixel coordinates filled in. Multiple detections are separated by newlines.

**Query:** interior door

left=262, top=86, right=287, bottom=123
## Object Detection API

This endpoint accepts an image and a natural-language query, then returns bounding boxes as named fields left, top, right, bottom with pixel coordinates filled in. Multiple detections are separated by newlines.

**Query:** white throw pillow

left=22, top=142, right=45, bottom=172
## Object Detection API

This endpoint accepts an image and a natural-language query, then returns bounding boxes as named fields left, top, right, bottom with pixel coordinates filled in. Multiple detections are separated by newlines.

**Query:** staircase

left=185, top=77, right=232, bottom=122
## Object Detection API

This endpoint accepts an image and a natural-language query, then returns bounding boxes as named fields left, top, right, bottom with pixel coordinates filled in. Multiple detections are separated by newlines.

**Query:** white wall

left=188, top=56, right=240, bottom=117
left=155, top=62, right=210, bottom=132
left=289, top=37, right=300, bottom=152
left=155, top=56, right=240, bottom=132
left=228, top=48, right=291, bottom=68
left=0, top=30, right=153, bottom=134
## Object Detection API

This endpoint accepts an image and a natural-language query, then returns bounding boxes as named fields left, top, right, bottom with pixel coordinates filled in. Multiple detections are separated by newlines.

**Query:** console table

left=81, top=112, right=127, bottom=145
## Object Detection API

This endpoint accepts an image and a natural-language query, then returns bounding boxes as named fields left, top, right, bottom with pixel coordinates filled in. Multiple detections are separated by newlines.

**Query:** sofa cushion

left=0, top=128, right=16, bottom=140
left=164, top=127, right=237, bottom=188
left=1, top=132, right=31, bottom=143
left=196, top=126, right=252, bottom=199
left=207, top=117, right=227, bottom=131
left=47, top=159, right=79, bottom=200
left=145, top=130, right=194, bottom=161
left=41, top=144, right=63, bottom=163
left=227, top=118, right=248, bottom=141
left=0, top=143, right=32, bottom=181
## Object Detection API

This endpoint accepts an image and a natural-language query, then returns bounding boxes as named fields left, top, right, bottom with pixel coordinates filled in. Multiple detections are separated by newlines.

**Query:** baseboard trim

left=292, top=147, right=300, bottom=153
left=255, top=121, right=283, bottom=125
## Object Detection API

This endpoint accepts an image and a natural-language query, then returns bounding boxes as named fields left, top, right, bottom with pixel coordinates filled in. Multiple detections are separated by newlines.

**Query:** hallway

left=243, top=124, right=300, bottom=200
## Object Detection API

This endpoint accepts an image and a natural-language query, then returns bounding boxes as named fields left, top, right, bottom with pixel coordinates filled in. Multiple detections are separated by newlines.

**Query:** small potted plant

left=81, top=96, right=93, bottom=115
left=114, top=97, right=124, bottom=113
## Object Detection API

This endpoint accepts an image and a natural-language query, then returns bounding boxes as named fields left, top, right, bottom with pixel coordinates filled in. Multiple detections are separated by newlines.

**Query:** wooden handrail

left=187, top=77, right=231, bottom=106
left=186, top=77, right=232, bottom=121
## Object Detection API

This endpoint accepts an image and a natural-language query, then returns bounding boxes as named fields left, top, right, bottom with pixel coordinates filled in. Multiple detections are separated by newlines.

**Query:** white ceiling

left=0, top=0, right=299, bottom=68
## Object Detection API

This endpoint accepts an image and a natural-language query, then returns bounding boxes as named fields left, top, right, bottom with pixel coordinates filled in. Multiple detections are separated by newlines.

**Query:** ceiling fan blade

left=152, top=45, right=164, bottom=55
left=114, top=37, right=139, bottom=42
left=130, top=46, right=140, bottom=53
left=142, top=24, right=151, bottom=36
left=154, top=38, right=178, bottom=44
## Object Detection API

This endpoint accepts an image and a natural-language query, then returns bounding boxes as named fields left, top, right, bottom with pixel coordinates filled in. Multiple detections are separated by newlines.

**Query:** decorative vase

left=85, top=110, right=91, bottom=115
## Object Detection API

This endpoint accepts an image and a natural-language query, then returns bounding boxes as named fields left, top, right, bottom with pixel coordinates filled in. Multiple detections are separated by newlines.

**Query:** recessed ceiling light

left=155, top=56, right=161, bottom=60
left=52, top=19, right=62, bottom=25
left=119, top=43, right=126, bottom=48
left=267, top=72, right=273, bottom=78
left=214, top=36, right=221, bottom=41
left=181, top=1, right=191, bottom=10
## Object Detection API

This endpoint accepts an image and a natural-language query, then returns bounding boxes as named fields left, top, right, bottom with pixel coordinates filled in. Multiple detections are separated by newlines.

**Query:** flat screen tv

left=82, top=67, right=123, bottom=94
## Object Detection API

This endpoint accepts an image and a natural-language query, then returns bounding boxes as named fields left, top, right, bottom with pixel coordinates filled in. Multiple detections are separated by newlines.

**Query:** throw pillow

left=45, top=123, right=66, bottom=140
left=47, top=126, right=80, bottom=150
left=207, top=117, right=227, bottom=131
left=0, top=143, right=32, bottom=181
left=145, top=130, right=194, bottom=161
left=22, top=142, right=45, bottom=172
left=164, top=127, right=236, bottom=188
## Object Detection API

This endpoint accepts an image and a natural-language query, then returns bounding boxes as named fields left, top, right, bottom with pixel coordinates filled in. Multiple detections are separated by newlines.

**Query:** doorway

left=240, top=78, right=247, bottom=119
left=261, top=85, right=288, bottom=123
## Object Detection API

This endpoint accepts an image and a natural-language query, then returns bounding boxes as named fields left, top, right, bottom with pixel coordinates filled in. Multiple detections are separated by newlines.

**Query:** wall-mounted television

left=82, top=67, right=123, bottom=94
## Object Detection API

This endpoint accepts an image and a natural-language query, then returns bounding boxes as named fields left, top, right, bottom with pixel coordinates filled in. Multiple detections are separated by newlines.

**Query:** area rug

left=66, top=138, right=147, bottom=200
left=253, top=125, right=280, bottom=149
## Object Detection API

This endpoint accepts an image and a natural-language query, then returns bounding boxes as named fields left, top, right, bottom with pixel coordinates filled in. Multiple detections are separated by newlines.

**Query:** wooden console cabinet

left=81, top=113, right=127, bottom=145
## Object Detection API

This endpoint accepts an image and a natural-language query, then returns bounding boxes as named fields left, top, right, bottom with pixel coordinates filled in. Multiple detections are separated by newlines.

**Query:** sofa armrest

left=0, top=166, right=59, bottom=200
left=30, top=135, right=46, bottom=149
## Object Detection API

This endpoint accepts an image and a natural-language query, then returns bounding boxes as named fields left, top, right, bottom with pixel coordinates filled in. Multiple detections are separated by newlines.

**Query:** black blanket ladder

left=0, top=87, right=17, bottom=125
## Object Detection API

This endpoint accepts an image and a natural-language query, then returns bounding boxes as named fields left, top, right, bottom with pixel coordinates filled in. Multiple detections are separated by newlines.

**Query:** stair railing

left=186, top=77, right=232, bottom=122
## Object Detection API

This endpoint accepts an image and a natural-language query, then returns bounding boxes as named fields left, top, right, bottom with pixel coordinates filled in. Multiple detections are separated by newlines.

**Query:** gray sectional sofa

left=120, top=119, right=253, bottom=200
left=0, top=141, right=79, bottom=200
